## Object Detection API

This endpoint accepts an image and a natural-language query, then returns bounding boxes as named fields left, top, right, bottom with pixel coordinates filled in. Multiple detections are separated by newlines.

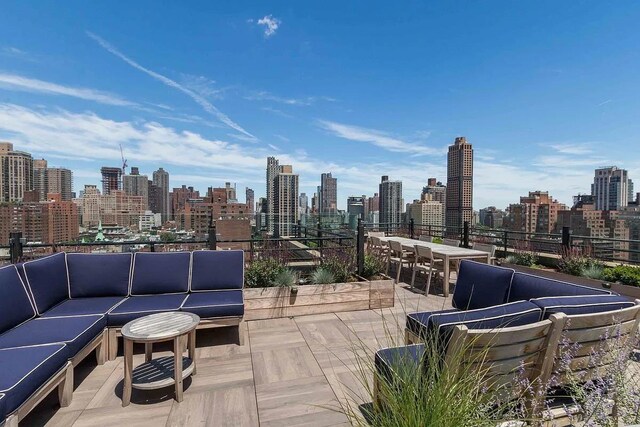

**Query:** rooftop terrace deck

left=23, top=285, right=452, bottom=427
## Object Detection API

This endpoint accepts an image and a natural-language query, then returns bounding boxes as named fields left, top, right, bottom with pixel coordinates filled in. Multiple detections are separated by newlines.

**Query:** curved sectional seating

left=0, top=250, right=245, bottom=427
left=376, top=259, right=639, bottom=421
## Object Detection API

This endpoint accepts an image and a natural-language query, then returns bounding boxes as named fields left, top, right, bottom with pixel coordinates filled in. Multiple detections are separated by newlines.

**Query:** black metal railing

left=363, top=221, right=640, bottom=265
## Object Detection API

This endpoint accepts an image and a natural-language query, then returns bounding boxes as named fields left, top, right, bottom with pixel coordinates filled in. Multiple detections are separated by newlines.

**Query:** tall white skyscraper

left=266, top=156, right=280, bottom=235
left=274, top=165, right=299, bottom=237
left=379, top=176, right=403, bottom=229
left=592, top=166, right=631, bottom=211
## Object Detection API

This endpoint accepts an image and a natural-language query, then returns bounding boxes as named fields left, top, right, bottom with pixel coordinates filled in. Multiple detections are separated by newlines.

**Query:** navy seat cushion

left=67, top=253, right=132, bottom=298
left=406, top=309, right=459, bottom=338
left=0, top=315, right=105, bottom=359
left=430, top=301, right=542, bottom=342
left=108, top=294, right=188, bottom=327
left=453, top=261, right=515, bottom=310
left=180, top=290, right=244, bottom=318
left=130, top=252, right=191, bottom=295
left=531, top=295, right=635, bottom=319
left=42, top=297, right=125, bottom=318
left=375, top=344, right=425, bottom=385
left=23, top=253, right=69, bottom=315
left=191, top=250, right=244, bottom=291
left=0, top=265, right=36, bottom=335
left=507, top=272, right=609, bottom=303
left=0, top=344, right=68, bottom=416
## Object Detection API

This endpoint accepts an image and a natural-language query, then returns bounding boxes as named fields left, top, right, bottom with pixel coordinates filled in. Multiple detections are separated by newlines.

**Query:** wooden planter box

left=501, top=262, right=640, bottom=300
left=244, top=277, right=394, bottom=321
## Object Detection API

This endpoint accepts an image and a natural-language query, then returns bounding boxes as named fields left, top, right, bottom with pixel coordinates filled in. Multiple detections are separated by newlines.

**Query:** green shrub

left=362, top=253, right=385, bottom=279
left=273, top=268, right=298, bottom=288
left=505, top=252, right=538, bottom=267
left=322, top=248, right=356, bottom=283
left=603, top=265, right=640, bottom=287
left=557, top=247, right=603, bottom=277
left=580, top=264, right=605, bottom=280
left=245, top=258, right=286, bottom=288
left=432, top=237, right=443, bottom=244
left=310, top=267, right=335, bottom=284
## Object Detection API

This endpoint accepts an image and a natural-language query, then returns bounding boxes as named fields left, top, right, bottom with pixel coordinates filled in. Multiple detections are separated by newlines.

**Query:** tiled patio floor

left=22, top=284, right=452, bottom=427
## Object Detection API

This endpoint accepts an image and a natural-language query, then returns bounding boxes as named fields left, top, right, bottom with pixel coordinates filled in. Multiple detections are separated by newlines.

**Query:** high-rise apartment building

left=274, top=165, right=299, bottom=237
left=225, top=182, right=237, bottom=203
left=33, top=159, right=73, bottom=201
left=319, top=173, right=337, bottom=214
left=152, top=168, right=170, bottom=222
left=347, top=195, right=367, bottom=220
left=422, top=178, right=446, bottom=204
left=171, top=185, right=200, bottom=219
left=478, top=206, right=505, bottom=228
left=148, top=181, right=164, bottom=219
left=591, top=166, right=631, bottom=211
left=407, top=199, right=444, bottom=229
left=0, top=142, right=34, bottom=202
left=446, top=137, right=473, bottom=234
left=123, top=166, right=149, bottom=210
left=246, top=188, right=255, bottom=214
left=506, top=191, right=567, bottom=234
left=266, top=156, right=280, bottom=234
left=379, top=176, right=403, bottom=229
left=100, top=167, right=122, bottom=195
left=79, top=186, right=145, bottom=227
left=299, top=192, right=309, bottom=216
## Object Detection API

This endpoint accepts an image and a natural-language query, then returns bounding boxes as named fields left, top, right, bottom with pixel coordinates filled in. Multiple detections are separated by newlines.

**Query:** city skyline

left=1, top=2, right=640, bottom=209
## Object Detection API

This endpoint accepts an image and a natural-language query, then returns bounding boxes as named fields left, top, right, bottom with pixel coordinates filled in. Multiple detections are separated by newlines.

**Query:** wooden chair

left=410, top=245, right=443, bottom=295
left=369, top=236, right=389, bottom=259
left=386, top=240, right=415, bottom=284
left=473, top=243, right=497, bottom=265
left=443, top=238, right=460, bottom=247
left=374, top=316, right=563, bottom=413
left=418, top=235, right=433, bottom=242
left=538, top=303, right=640, bottom=426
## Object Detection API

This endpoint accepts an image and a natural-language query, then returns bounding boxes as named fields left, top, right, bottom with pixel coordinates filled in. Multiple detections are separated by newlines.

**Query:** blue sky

left=1, top=1, right=640, bottom=209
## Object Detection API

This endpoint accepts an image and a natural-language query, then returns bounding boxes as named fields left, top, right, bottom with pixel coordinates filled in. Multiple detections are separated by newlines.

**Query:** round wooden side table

left=121, top=311, right=200, bottom=406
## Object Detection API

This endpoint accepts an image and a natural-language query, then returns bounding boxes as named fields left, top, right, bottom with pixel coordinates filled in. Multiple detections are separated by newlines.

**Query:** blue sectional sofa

left=404, top=260, right=634, bottom=344
left=0, top=250, right=245, bottom=426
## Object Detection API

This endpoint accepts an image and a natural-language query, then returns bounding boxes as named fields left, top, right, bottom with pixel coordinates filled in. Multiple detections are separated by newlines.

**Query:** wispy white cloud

left=261, top=106, right=293, bottom=118
left=545, top=142, right=594, bottom=155
left=0, top=72, right=136, bottom=106
left=180, top=74, right=225, bottom=99
left=86, top=31, right=256, bottom=141
left=1, top=46, right=37, bottom=62
left=597, top=99, right=612, bottom=107
left=257, top=15, right=281, bottom=37
left=247, top=90, right=336, bottom=106
left=273, top=134, right=290, bottom=143
left=317, top=119, right=444, bottom=156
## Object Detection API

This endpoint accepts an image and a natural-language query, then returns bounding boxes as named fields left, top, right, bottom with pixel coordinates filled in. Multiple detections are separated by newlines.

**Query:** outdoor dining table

left=378, top=236, right=491, bottom=297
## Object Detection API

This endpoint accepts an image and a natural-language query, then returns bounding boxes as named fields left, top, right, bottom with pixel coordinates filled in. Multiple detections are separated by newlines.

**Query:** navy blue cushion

left=375, top=344, right=425, bottom=384
left=430, top=301, right=542, bottom=342
left=67, top=253, right=132, bottom=298
left=452, top=261, right=515, bottom=310
left=180, top=290, right=244, bottom=318
left=406, top=309, right=460, bottom=338
left=0, top=344, right=68, bottom=416
left=507, top=272, right=609, bottom=303
left=191, top=250, right=244, bottom=291
left=0, top=265, right=36, bottom=335
left=108, top=294, right=187, bottom=327
left=531, top=295, right=635, bottom=319
left=0, top=315, right=105, bottom=359
left=130, top=252, right=191, bottom=295
left=42, top=297, right=125, bottom=318
left=23, top=253, right=69, bottom=315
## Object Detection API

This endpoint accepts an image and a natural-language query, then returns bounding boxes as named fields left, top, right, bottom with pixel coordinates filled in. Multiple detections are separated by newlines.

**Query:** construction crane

left=119, top=144, right=128, bottom=176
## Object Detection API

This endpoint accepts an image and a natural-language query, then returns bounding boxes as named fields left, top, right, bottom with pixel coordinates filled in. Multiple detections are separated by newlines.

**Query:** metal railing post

left=150, top=243, right=156, bottom=252
left=463, top=221, right=470, bottom=248
left=410, top=218, right=415, bottom=240
left=561, top=226, right=571, bottom=253
left=503, top=230, right=509, bottom=258
left=208, top=222, right=217, bottom=250
left=9, top=232, right=23, bottom=264
left=357, top=218, right=365, bottom=276
left=317, top=221, right=323, bottom=261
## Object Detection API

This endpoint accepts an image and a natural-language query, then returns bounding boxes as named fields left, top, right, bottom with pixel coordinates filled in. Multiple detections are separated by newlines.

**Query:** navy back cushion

left=531, top=295, right=634, bottom=319
left=453, top=261, right=515, bottom=310
left=67, top=253, right=132, bottom=298
left=130, top=252, right=191, bottom=295
left=507, top=272, right=609, bottom=303
left=0, top=265, right=36, bottom=334
left=23, top=252, right=69, bottom=314
left=191, top=250, right=244, bottom=291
